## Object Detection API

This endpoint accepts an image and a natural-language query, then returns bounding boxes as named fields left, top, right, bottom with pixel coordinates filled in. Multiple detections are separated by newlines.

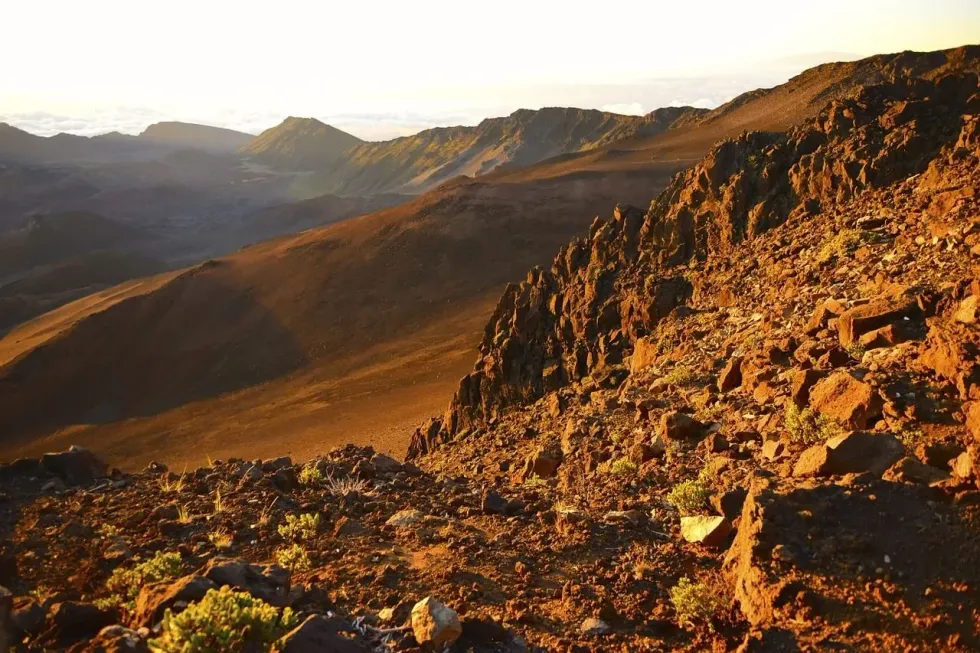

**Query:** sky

left=2, top=0, right=979, bottom=141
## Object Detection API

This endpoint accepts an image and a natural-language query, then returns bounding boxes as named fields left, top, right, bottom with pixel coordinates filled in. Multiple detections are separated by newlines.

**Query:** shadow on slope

left=0, top=263, right=307, bottom=442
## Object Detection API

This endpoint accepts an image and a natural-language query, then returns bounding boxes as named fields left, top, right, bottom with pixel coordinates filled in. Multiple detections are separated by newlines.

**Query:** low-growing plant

left=277, top=513, right=320, bottom=542
left=157, top=469, right=187, bottom=493
left=325, top=473, right=368, bottom=497
left=608, top=458, right=638, bottom=476
left=275, top=544, right=312, bottom=573
left=662, top=365, right=697, bottom=387
left=103, top=551, right=182, bottom=611
left=213, top=487, right=224, bottom=514
left=97, top=523, right=122, bottom=539
left=176, top=505, right=192, bottom=525
left=208, top=529, right=233, bottom=550
left=256, top=497, right=279, bottom=528
left=815, top=229, right=865, bottom=264
left=845, top=342, right=867, bottom=360
left=667, top=479, right=711, bottom=516
left=149, top=586, right=298, bottom=652
left=670, top=576, right=727, bottom=628
left=298, top=464, right=325, bottom=486
left=785, top=404, right=844, bottom=445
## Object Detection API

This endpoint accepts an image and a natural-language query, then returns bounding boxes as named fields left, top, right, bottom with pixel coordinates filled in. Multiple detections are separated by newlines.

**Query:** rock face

left=411, top=597, right=462, bottom=647
left=410, top=72, right=980, bottom=456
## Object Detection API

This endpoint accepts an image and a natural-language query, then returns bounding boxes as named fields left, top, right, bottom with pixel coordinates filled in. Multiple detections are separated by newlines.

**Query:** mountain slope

left=412, top=69, right=980, bottom=451
left=240, top=117, right=364, bottom=169
left=5, top=69, right=980, bottom=653
left=479, top=45, right=980, bottom=189
left=309, top=106, right=704, bottom=195
left=137, top=121, right=254, bottom=152
left=1, top=47, right=977, bottom=470
left=0, top=211, right=143, bottom=281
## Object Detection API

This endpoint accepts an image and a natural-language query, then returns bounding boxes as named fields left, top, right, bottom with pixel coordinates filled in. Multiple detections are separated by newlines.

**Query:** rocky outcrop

left=410, top=73, right=980, bottom=457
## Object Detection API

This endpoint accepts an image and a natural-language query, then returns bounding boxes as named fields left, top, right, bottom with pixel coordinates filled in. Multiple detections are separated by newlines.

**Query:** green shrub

left=608, top=458, right=638, bottom=476
left=277, top=513, right=320, bottom=542
left=815, top=229, right=865, bottom=264
left=662, top=365, right=697, bottom=387
left=275, top=544, right=312, bottom=573
left=102, top=551, right=182, bottom=611
left=149, top=586, right=297, bottom=652
left=298, top=464, right=324, bottom=486
left=667, top=479, right=710, bottom=516
left=785, top=404, right=844, bottom=445
left=670, top=577, right=727, bottom=627
left=845, top=342, right=867, bottom=360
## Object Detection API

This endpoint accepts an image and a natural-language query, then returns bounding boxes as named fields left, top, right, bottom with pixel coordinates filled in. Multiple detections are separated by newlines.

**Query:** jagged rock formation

left=410, top=72, right=980, bottom=457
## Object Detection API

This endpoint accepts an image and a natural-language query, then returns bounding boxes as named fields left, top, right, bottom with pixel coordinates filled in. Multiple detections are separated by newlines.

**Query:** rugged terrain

left=0, top=56, right=978, bottom=652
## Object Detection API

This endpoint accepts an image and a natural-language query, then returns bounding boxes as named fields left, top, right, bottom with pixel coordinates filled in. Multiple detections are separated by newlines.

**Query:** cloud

left=0, top=72, right=801, bottom=142
left=600, top=102, right=645, bottom=115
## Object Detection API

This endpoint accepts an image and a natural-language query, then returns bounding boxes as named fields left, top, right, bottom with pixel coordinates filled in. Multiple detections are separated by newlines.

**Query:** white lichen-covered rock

left=411, top=596, right=462, bottom=647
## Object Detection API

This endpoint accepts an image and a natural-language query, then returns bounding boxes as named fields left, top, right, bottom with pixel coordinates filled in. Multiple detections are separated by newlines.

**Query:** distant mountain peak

left=239, top=117, right=363, bottom=170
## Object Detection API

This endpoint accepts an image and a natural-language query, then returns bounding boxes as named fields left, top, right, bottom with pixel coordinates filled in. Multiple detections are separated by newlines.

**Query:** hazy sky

left=3, top=0, right=978, bottom=140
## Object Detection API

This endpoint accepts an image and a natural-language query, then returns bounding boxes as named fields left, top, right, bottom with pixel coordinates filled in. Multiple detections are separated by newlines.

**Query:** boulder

left=481, top=492, right=509, bottom=515
left=133, top=575, right=215, bottom=627
left=411, top=597, right=462, bottom=647
left=793, top=432, right=904, bottom=477
left=858, top=324, right=905, bottom=349
left=883, top=457, right=950, bottom=486
left=385, top=509, right=424, bottom=529
left=836, top=299, right=915, bottom=347
left=968, top=402, right=980, bottom=440
left=278, top=614, right=369, bottom=652
left=790, top=369, right=824, bottom=408
left=12, top=596, right=45, bottom=636
left=0, top=585, right=10, bottom=653
left=370, top=453, right=402, bottom=474
left=47, top=601, right=113, bottom=643
left=201, top=558, right=289, bottom=607
left=521, top=447, right=562, bottom=480
left=85, top=625, right=149, bottom=652
left=717, top=356, right=744, bottom=392
left=658, top=411, right=704, bottom=440
left=809, top=372, right=882, bottom=428
left=630, top=337, right=659, bottom=373
left=951, top=448, right=977, bottom=479
left=40, top=446, right=108, bottom=486
left=680, top=515, right=732, bottom=547
left=954, top=294, right=979, bottom=324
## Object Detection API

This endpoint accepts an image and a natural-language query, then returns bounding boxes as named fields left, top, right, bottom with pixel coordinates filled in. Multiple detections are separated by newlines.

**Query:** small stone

left=579, top=617, right=612, bottom=635
left=411, top=597, right=462, bottom=647
left=385, top=510, right=424, bottom=529
left=762, top=440, right=786, bottom=461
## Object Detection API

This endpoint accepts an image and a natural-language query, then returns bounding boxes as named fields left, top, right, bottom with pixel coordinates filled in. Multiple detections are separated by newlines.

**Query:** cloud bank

left=1, top=73, right=799, bottom=142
